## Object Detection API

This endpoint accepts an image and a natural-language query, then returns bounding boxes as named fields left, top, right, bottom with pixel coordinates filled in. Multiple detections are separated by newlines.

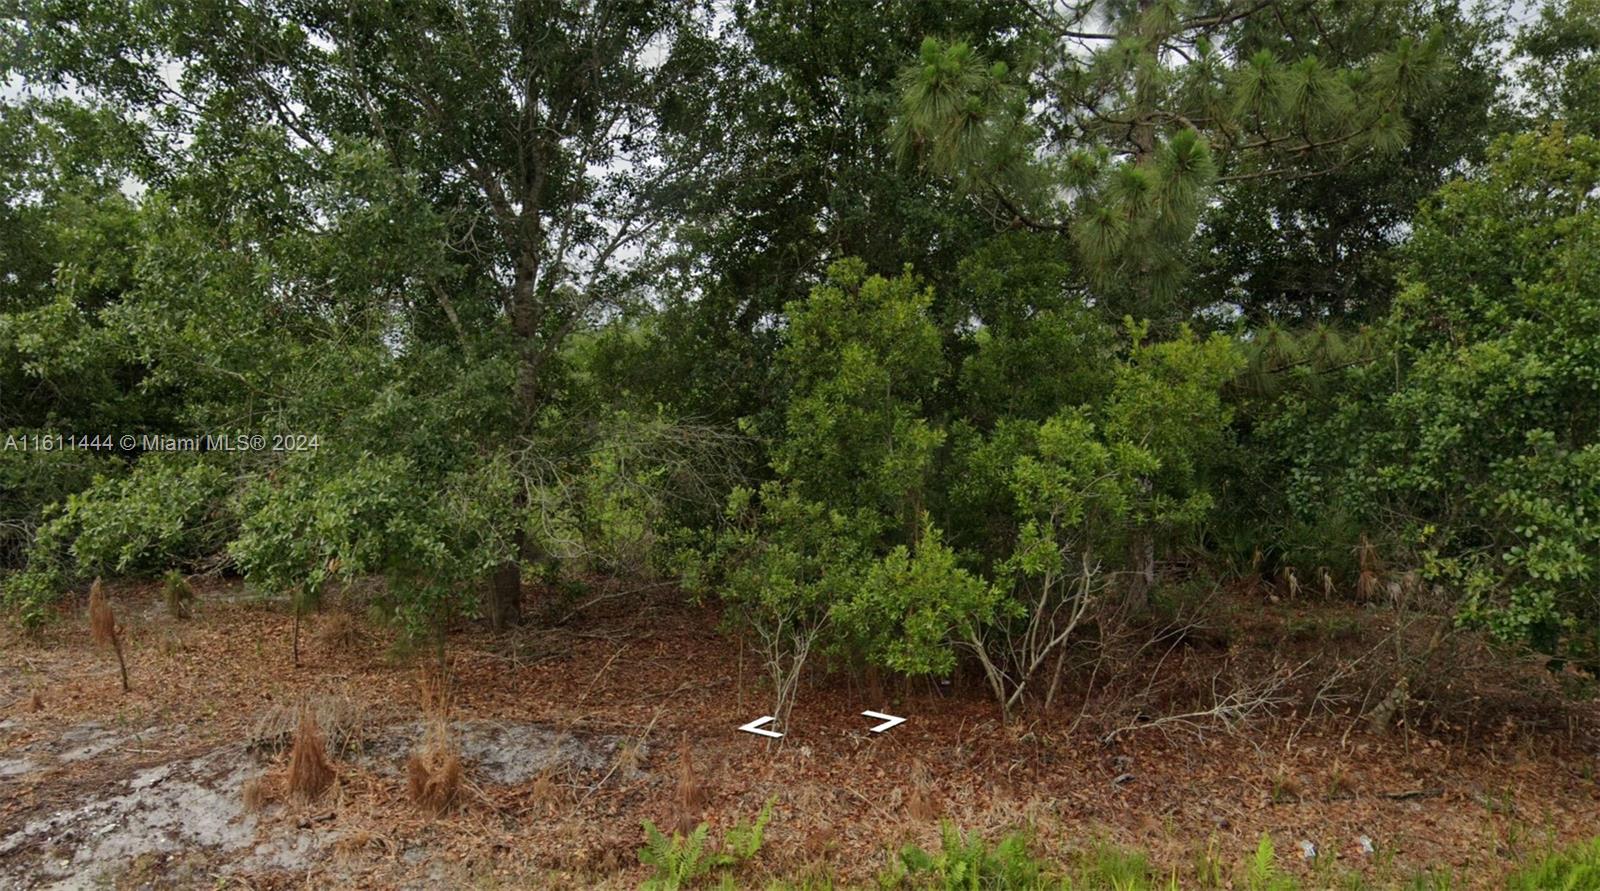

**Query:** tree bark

left=110, top=634, right=130, bottom=693
left=488, top=527, right=525, bottom=631
left=486, top=243, right=542, bottom=631
left=1128, top=531, right=1155, bottom=611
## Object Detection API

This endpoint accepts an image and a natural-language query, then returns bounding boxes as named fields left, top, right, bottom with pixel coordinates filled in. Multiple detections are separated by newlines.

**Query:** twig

left=1381, top=787, right=1444, bottom=800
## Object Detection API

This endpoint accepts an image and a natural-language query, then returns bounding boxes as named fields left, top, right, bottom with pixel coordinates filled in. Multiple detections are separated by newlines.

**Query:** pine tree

left=895, top=1, right=1446, bottom=319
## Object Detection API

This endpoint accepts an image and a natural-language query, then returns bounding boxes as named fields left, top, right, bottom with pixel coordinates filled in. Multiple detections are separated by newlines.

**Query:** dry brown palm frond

left=1356, top=569, right=1381, bottom=602
left=406, top=718, right=462, bottom=816
left=1357, top=533, right=1383, bottom=575
left=287, top=706, right=335, bottom=802
left=1281, top=566, right=1300, bottom=599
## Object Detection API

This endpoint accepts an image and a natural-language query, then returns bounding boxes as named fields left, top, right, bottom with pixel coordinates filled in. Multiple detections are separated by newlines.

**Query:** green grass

left=1505, top=837, right=1600, bottom=890
left=721, top=829, right=1600, bottom=891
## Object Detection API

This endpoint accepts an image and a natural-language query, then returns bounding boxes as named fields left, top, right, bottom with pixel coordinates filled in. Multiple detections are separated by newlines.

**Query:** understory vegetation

left=4, top=2, right=1600, bottom=881
left=637, top=825, right=1600, bottom=890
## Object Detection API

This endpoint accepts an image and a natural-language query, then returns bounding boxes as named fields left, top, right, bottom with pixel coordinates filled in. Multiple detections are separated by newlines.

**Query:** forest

left=3, top=0, right=1600, bottom=887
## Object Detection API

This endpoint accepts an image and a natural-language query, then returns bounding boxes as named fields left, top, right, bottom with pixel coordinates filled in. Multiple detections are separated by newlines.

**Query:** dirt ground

left=1, top=579, right=1597, bottom=889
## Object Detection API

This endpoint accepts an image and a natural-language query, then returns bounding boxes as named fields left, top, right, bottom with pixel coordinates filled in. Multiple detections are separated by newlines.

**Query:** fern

left=898, top=822, right=1047, bottom=889
left=639, top=798, right=776, bottom=889
left=1245, top=835, right=1299, bottom=891
left=639, top=820, right=713, bottom=890
left=724, top=796, right=776, bottom=863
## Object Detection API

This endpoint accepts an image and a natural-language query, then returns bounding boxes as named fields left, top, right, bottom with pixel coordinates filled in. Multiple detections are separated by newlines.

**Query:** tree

left=607, top=0, right=1034, bottom=428
left=950, top=329, right=1239, bottom=716
left=1191, top=0, right=1509, bottom=323
left=895, top=0, right=1450, bottom=322
left=1103, top=322, right=1242, bottom=606
left=0, top=98, right=179, bottom=604
left=1385, top=127, right=1600, bottom=662
left=8, top=0, right=719, bottom=627
left=773, top=259, right=946, bottom=542
left=1517, top=0, right=1600, bottom=136
left=1270, top=128, right=1600, bottom=666
left=699, top=261, right=990, bottom=722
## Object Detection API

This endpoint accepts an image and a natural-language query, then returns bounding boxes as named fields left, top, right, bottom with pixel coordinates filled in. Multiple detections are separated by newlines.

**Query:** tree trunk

left=487, top=247, right=541, bottom=632
left=1128, top=531, right=1155, bottom=611
left=488, top=527, right=525, bottom=631
left=110, top=634, right=130, bottom=693
left=1367, top=676, right=1407, bottom=736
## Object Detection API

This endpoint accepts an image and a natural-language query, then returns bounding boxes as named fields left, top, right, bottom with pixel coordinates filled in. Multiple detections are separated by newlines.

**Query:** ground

left=1, top=580, right=1597, bottom=889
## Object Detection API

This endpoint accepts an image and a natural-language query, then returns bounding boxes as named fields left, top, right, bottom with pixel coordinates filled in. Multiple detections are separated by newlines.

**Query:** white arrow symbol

left=862, top=710, right=905, bottom=733
left=738, top=716, right=783, bottom=738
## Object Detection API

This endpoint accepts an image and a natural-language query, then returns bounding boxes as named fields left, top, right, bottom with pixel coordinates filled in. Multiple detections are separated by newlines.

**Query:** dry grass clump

left=1269, top=765, right=1304, bottom=803
left=616, top=739, right=642, bottom=776
left=530, top=765, right=561, bottom=815
left=315, top=611, right=364, bottom=651
left=906, top=759, right=938, bottom=821
left=673, top=733, right=707, bottom=835
left=287, top=706, right=336, bottom=802
left=406, top=718, right=463, bottom=816
left=241, top=773, right=269, bottom=812
left=333, top=828, right=398, bottom=859
left=416, top=661, right=453, bottom=715
left=87, top=578, right=130, bottom=693
left=250, top=692, right=367, bottom=757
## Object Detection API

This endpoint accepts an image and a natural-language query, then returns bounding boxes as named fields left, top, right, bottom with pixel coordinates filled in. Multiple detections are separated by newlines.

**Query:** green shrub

left=0, top=564, right=65, bottom=629
left=36, top=457, right=234, bottom=578
left=1239, top=129, right=1600, bottom=666
left=4, top=456, right=232, bottom=625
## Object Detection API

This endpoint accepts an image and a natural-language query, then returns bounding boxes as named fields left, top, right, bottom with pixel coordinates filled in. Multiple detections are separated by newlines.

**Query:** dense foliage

left=3, top=0, right=1597, bottom=716
left=1261, top=128, right=1600, bottom=667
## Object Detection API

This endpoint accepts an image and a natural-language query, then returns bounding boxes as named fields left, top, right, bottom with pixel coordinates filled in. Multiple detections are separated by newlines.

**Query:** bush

left=230, top=448, right=513, bottom=643
left=4, top=456, right=233, bottom=625
left=1257, top=129, right=1600, bottom=666
left=706, top=261, right=1242, bottom=721
left=46, top=458, right=235, bottom=576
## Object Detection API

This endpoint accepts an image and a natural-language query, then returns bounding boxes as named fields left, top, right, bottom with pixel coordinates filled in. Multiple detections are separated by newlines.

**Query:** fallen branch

left=1381, top=787, right=1445, bottom=800
left=1102, top=659, right=1307, bottom=744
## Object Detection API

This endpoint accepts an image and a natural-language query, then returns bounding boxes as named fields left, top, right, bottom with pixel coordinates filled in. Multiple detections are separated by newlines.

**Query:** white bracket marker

left=862, top=710, right=906, bottom=733
left=738, top=715, right=783, bottom=738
